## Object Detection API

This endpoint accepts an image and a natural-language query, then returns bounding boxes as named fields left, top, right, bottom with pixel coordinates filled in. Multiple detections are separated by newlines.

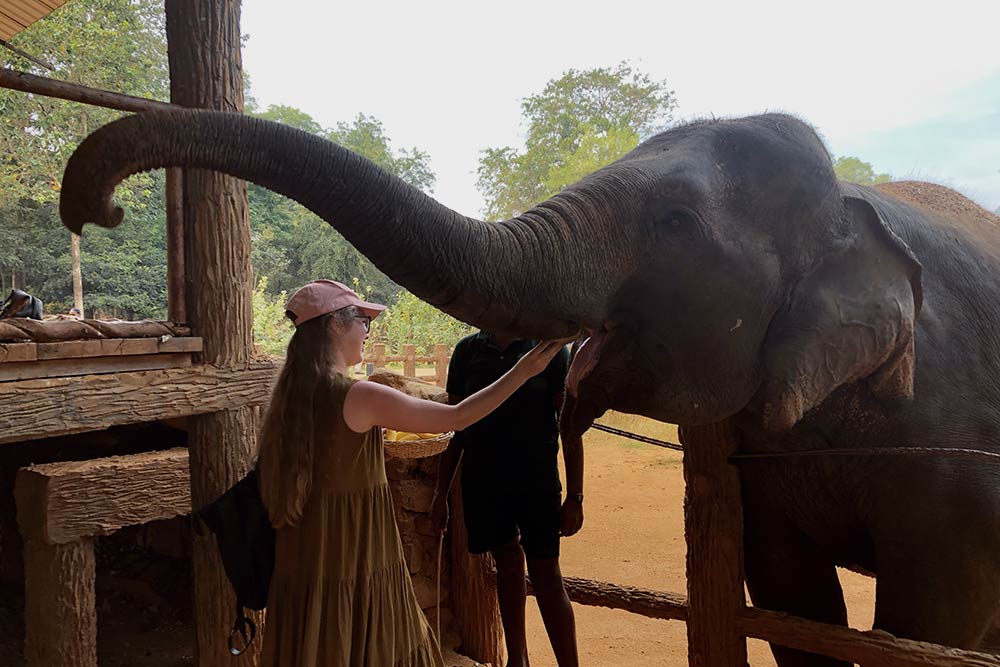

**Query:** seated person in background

left=432, top=331, right=582, bottom=667
left=67, top=306, right=83, bottom=319
left=0, top=289, right=43, bottom=320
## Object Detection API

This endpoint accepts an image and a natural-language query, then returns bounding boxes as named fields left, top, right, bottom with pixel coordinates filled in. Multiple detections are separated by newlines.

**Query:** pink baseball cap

left=285, top=279, right=386, bottom=328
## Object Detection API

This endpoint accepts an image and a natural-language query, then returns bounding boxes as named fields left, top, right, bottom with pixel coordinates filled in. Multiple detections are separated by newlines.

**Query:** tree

left=0, top=0, right=168, bottom=315
left=832, top=156, right=891, bottom=185
left=247, top=108, right=435, bottom=305
left=477, top=62, right=677, bottom=220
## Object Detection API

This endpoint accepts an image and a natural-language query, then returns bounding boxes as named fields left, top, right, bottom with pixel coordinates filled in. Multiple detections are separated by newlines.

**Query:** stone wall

left=385, top=452, right=457, bottom=648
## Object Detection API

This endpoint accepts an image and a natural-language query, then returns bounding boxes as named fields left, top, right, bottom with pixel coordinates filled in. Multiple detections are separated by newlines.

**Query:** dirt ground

left=524, top=413, right=876, bottom=667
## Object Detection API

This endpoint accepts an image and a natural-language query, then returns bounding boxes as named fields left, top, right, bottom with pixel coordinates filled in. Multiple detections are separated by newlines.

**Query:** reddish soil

left=523, top=414, right=876, bottom=667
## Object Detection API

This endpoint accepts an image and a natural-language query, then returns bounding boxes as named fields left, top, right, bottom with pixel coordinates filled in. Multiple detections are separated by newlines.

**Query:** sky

left=241, top=0, right=1000, bottom=218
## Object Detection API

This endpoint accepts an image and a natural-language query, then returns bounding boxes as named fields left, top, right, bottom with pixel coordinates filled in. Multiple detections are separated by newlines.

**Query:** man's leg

left=490, top=537, right=530, bottom=667
left=526, top=556, right=578, bottom=667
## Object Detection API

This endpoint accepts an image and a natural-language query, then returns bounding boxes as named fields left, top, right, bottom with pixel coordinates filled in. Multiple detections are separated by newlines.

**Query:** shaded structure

left=3, top=2, right=999, bottom=667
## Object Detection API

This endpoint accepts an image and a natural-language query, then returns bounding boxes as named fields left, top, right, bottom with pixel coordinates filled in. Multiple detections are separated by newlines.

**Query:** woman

left=257, top=279, right=567, bottom=666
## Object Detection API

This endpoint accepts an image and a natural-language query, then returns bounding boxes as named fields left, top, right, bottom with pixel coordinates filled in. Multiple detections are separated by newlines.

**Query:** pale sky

left=241, top=0, right=1000, bottom=217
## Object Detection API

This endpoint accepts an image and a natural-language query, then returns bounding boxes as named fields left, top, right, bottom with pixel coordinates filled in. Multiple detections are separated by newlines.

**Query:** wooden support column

left=449, top=465, right=504, bottom=666
left=680, top=419, right=747, bottom=667
left=403, top=343, right=416, bottom=377
left=164, top=2, right=259, bottom=665
left=166, top=168, right=186, bottom=323
left=22, top=537, right=96, bottom=667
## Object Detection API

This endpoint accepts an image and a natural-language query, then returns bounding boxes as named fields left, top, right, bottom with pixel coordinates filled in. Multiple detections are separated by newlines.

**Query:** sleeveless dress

left=261, top=373, right=443, bottom=666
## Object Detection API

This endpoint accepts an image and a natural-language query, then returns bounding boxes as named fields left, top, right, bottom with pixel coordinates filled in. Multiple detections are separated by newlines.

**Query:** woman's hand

left=514, top=338, right=573, bottom=378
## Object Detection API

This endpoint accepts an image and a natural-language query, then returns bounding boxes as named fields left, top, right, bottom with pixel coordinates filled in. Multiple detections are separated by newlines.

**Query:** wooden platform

left=0, top=336, right=202, bottom=382
left=0, top=359, right=279, bottom=445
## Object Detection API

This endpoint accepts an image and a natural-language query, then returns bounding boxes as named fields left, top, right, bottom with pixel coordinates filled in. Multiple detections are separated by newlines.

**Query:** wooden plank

left=158, top=336, right=202, bottom=353
left=739, top=606, right=1000, bottom=667
left=16, top=448, right=190, bottom=544
left=0, top=342, right=36, bottom=362
left=0, top=361, right=278, bottom=445
left=36, top=339, right=104, bottom=360
left=98, top=337, right=159, bottom=356
left=23, top=537, right=96, bottom=667
left=0, top=352, right=191, bottom=382
left=680, top=419, right=748, bottom=667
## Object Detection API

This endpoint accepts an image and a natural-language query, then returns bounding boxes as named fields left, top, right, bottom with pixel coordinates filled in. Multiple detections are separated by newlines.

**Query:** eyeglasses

left=355, top=315, right=371, bottom=332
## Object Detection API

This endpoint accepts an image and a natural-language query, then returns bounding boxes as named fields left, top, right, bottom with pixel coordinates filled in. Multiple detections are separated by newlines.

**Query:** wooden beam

left=0, top=66, right=179, bottom=113
left=22, top=537, right=97, bottom=667
left=680, top=420, right=748, bottom=667
left=0, top=351, right=191, bottom=382
left=738, top=606, right=1000, bottom=667
left=527, top=575, right=688, bottom=622
left=0, top=361, right=278, bottom=445
left=15, top=448, right=190, bottom=544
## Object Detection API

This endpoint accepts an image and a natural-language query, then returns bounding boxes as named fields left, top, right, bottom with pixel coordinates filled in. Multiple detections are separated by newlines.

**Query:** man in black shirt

left=432, top=331, right=582, bottom=667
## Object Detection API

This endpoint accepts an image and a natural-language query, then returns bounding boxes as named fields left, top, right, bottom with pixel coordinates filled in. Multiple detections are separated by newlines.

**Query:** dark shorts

left=461, top=482, right=562, bottom=559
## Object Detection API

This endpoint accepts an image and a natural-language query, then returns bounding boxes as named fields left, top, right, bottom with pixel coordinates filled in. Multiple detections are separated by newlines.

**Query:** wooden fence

left=361, top=343, right=451, bottom=387
left=514, top=421, right=1000, bottom=667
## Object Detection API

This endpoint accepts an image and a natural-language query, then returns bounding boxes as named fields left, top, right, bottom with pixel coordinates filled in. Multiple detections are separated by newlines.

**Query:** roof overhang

left=0, top=1, right=68, bottom=41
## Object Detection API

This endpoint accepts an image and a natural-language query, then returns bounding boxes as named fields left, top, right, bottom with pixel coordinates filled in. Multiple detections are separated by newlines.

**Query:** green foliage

left=832, top=156, right=891, bottom=185
left=252, top=277, right=293, bottom=357
left=477, top=62, right=677, bottom=220
left=248, top=108, right=436, bottom=305
left=370, top=289, right=473, bottom=356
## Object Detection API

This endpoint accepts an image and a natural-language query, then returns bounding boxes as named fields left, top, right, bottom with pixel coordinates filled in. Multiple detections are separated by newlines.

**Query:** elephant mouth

left=567, top=321, right=619, bottom=397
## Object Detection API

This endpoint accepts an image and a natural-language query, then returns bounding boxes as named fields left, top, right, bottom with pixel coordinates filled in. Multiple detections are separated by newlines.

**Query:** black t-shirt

left=447, top=332, right=570, bottom=493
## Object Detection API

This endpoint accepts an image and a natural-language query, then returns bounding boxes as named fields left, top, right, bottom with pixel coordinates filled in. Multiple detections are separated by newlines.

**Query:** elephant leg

left=744, top=515, right=850, bottom=667
left=873, top=546, right=1000, bottom=650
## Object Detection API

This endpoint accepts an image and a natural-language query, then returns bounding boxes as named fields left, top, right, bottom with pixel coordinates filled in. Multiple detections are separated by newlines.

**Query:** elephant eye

left=658, top=208, right=695, bottom=230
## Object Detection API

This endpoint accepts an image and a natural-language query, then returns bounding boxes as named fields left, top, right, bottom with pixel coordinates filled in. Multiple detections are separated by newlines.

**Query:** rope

left=434, top=531, right=444, bottom=652
left=590, top=422, right=683, bottom=451
left=589, top=423, right=1000, bottom=464
left=731, top=445, right=1000, bottom=463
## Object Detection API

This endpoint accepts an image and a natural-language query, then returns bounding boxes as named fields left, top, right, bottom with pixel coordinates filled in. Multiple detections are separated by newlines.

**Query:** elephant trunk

left=59, top=110, right=633, bottom=338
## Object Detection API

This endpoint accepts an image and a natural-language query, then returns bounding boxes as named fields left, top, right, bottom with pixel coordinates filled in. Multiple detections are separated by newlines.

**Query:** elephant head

left=59, top=111, right=921, bottom=432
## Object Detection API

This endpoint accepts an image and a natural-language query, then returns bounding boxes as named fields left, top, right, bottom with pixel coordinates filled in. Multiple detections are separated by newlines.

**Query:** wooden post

left=403, top=344, right=416, bottom=377
left=164, top=2, right=260, bottom=665
left=449, top=465, right=504, bottom=665
left=680, top=419, right=747, bottom=667
left=165, top=168, right=186, bottom=323
left=374, top=343, right=386, bottom=371
left=22, top=537, right=97, bottom=667
left=434, top=344, right=449, bottom=388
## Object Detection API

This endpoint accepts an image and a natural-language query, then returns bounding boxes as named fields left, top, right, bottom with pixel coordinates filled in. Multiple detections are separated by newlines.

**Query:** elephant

left=58, top=110, right=1000, bottom=664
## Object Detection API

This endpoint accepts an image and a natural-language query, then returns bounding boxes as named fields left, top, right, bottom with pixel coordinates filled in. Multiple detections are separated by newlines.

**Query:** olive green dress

left=261, top=373, right=443, bottom=666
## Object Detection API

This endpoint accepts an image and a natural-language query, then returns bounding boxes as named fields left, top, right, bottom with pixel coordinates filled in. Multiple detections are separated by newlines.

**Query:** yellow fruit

left=384, top=429, right=397, bottom=441
left=396, top=432, right=421, bottom=441
left=417, top=432, right=439, bottom=439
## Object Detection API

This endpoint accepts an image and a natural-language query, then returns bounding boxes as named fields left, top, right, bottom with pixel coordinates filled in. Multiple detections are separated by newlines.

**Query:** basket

left=383, top=430, right=454, bottom=459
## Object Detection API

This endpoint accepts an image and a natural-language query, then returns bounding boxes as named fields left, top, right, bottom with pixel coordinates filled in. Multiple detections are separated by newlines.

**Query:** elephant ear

left=759, top=196, right=922, bottom=432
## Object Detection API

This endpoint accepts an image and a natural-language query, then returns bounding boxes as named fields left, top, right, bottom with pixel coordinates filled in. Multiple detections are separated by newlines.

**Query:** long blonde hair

left=257, top=306, right=359, bottom=528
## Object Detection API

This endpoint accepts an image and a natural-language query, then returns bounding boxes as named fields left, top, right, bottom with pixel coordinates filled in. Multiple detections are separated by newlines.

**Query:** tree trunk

left=71, top=232, right=83, bottom=315
left=164, top=2, right=259, bottom=666
left=449, top=464, right=504, bottom=665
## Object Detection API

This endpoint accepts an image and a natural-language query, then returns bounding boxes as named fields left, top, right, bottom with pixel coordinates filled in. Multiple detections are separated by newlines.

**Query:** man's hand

left=431, top=491, right=450, bottom=534
left=559, top=496, right=584, bottom=537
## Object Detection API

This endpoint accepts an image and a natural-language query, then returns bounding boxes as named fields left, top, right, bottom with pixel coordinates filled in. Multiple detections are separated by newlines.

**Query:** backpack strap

left=227, top=598, right=257, bottom=656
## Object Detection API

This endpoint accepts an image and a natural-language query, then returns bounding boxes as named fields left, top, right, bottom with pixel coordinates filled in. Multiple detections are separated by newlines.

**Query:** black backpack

left=197, top=468, right=275, bottom=655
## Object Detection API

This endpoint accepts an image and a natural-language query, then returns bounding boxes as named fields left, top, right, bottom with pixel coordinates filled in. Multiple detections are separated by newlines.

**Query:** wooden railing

left=361, top=343, right=452, bottom=387
left=513, top=422, right=1000, bottom=667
